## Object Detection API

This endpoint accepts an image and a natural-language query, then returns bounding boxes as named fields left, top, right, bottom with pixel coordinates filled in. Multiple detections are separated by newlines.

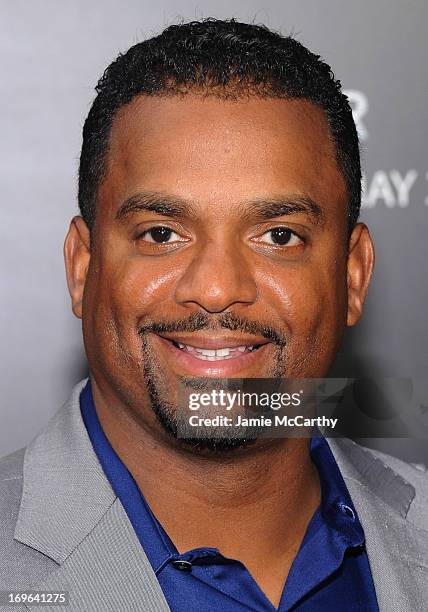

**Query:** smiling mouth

left=170, top=341, right=264, bottom=361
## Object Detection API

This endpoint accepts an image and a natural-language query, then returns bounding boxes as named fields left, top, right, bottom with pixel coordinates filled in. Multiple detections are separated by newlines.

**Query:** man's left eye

left=259, top=228, right=302, bottom=246
left=138, top=226, right=182, bottom=243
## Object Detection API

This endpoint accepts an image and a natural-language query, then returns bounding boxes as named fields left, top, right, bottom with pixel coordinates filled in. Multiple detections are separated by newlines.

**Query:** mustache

left=137, top=312, right=286, bottom=346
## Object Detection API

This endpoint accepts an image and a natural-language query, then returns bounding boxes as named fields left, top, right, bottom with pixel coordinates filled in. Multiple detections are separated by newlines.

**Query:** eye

left=259, top=227, right=303, bottom=246
left=137, top=226, right=184, bottom=244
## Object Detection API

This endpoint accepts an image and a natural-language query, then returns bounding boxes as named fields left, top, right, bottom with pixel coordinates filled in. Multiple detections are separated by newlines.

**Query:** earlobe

left=346, top=223, right=375, bottom=327
left=63, top=216, right=91, bottom=319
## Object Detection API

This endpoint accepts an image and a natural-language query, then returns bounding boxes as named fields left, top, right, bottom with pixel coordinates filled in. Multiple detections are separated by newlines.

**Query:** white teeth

left=174, top=342, right=256, bottom=360
left=195, top=348, right=216, bottom=356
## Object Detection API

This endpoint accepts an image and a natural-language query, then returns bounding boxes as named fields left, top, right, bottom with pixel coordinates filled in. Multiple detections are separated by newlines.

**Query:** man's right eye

left=137, top=226, right=182, bottom=243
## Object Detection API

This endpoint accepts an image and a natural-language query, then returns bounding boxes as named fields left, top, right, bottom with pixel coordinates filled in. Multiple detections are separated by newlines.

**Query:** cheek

left=260, top=260, right=347, bottom=377
left=116, top=259, right=182, bottom=326
left=86, top=253, right=180, bottom=336
left=259, top=257, right=347, bottom=336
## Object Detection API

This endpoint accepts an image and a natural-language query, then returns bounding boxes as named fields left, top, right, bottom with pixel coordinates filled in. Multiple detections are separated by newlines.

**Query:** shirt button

left=171, top=560, right=193, bottom=571
left=339, top=503, right=356, bottom=521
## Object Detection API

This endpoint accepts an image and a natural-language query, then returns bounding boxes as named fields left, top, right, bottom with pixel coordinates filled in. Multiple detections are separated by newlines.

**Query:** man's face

left=65, top=95, right=373, bottom=442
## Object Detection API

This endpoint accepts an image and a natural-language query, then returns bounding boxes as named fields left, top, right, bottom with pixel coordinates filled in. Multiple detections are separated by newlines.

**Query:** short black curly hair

left=79, top=18, right=360, bottom=234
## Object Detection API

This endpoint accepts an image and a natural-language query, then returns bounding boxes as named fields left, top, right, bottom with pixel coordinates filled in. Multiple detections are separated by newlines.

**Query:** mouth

left=171, top=340, right=264, bottom=361
left=153, top=334, right=272, bottom=376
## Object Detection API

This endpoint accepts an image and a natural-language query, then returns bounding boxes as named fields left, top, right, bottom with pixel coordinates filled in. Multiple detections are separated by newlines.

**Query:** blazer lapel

left=24, top=498, right=170, bottom=611
left=13, top=379, right=170, bottom=612
left=329, top=437, right=428, bottom=612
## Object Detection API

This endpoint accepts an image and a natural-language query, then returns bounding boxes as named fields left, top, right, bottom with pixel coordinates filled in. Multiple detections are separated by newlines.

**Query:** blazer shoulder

left=0, top=447, right=25, bottom=482
left=0, top=446, right=58, bottom=589
left=0, top=447, right=25, bottom=541
left=0, top=447, right=25, bottom=523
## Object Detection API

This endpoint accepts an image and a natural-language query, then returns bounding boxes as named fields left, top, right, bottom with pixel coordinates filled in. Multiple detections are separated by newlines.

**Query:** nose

left=173, top=239, right=258, bottom=313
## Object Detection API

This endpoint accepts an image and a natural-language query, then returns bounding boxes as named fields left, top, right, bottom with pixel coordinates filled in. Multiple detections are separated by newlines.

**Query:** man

left=0, top=18, right=427, bottom=612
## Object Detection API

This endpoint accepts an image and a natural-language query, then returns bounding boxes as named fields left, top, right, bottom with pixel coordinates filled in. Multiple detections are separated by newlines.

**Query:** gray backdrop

left=1, top=0, right=427, bottom=462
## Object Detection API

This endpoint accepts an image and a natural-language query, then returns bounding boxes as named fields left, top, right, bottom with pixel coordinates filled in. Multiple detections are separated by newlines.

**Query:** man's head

left=78, top=18, right=361, bottom=234
left=64, top=19, right=374, bottom=450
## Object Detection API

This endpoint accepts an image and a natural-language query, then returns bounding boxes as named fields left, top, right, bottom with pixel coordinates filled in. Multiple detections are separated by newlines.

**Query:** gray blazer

left=0, top=379, right=427, bottom=611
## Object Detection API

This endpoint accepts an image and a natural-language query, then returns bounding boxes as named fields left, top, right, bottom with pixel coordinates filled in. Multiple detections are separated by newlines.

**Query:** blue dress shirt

left=80, top=379, right=379, bottom=611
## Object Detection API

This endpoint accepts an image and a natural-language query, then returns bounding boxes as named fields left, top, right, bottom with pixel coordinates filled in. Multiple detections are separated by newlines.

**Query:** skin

left=64, top=94, right=374, bottom=607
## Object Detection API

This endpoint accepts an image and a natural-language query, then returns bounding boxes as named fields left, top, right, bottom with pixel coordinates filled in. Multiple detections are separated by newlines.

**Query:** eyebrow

left=115, top=191, right=324, bottom=225
left=115, top=192, right=197, bottom=221
left=241, top=196, right=324, bottom=225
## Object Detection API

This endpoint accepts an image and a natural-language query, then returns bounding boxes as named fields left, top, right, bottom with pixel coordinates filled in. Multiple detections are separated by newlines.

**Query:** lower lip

left=155, top=336, right=272, bottom=377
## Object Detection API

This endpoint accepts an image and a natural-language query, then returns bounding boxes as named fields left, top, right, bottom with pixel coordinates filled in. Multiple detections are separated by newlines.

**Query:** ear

left=63, top=216, right=91, bottom=319
left=347, top=223, right=375, bottom=326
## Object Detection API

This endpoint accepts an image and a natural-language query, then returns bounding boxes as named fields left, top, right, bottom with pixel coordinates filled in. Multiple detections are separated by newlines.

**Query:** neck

left=91, top=377, right=321, bottom=606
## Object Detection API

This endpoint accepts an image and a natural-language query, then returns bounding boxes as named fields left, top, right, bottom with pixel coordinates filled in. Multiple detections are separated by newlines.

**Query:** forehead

left=99, top=94, right=347, bottom=221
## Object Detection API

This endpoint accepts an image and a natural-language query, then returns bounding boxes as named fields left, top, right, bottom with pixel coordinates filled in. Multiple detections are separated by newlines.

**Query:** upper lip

left=156, top=333, right=270, bottom=350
